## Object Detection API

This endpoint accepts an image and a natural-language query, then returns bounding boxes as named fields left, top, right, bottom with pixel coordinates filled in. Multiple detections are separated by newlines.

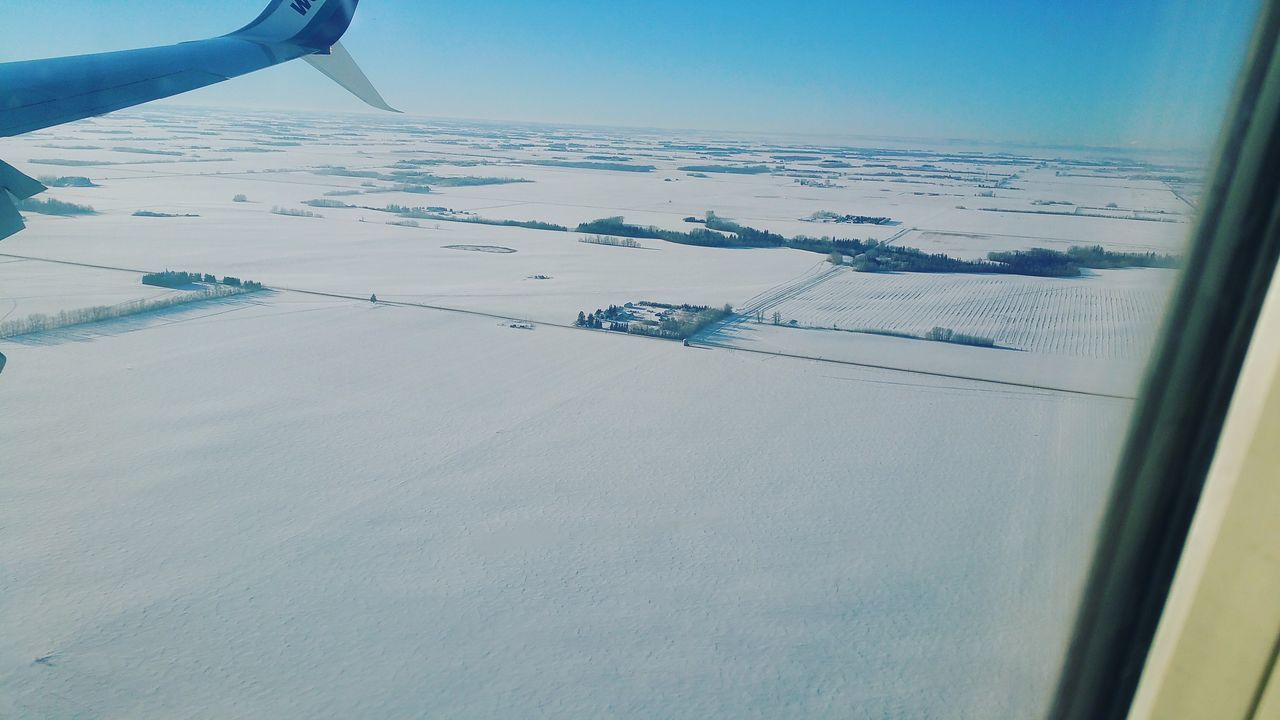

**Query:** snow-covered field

left=2, top=297, right=1126, bottom=719
left=0, top=258, right=180, bottom=323
left=732, top=265, right=1177, bottom=360
left=0, top=108, right=1201, bottom=718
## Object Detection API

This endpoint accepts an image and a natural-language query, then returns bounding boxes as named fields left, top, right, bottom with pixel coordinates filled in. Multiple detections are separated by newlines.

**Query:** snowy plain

left=0, top=108, right=1200, bottom=718
left=2, top=299, right=1127, bottom=719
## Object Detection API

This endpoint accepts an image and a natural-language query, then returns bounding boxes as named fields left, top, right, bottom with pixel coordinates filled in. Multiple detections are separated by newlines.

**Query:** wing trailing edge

left=0, top=160, right=46, bottom=241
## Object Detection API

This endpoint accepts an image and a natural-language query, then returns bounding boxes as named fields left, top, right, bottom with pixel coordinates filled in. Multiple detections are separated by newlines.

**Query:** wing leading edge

left=0, top=0, right=397, bottom=241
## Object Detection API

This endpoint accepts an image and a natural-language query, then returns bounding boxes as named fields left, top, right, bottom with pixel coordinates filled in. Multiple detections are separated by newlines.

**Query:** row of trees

left=656, top=304, right=734, bottom=338
left=987, top=249, right=1082, bottom=277
left=830, top=243, right=1181, bottom=277
left=1064, top=244, right=1181, bottom=269
left=222, top=276, right=264, bottom=290
left=748, top=309, right=790, bottom=325
left=271, top=206, right=323, bottom=218
left=578, top=214, right=880, bottom=258
left=0, top=285, right=249, bottom=339
left=143, top=271, right=206, bottom=288
left=575, top=216, right=732, bottom=246
left=576, top=305, right=628, bottom=329
left=923, top=326, right=996, bottom=348
left=575, top=212, right=1181, bottom=277
left=143, top=271, right=263, bottom=291
left=303, top=198, right=352, bottom=209
left=577, top=311, right=605, bottom=329
left=37, top=176, right=98, bottom=188
left=16, top=197, right=95, bottom=216
left=580, top=234, right=642, bottom=248
left=703, top=212, right=790, bottom=247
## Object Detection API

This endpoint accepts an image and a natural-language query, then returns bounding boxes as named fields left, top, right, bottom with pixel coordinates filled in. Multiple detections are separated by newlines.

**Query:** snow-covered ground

left=0, top=257, right=179, bottom=323
left=2, top=297, right=1126, bottom=719
left=729, top=266, right=1177, bottom=360
left=0, top=108, right=1202, bottom=718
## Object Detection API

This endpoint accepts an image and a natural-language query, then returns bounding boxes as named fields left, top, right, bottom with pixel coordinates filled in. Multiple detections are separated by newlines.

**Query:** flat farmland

left=0, top=256, right=182, bottom=322
left=745, top=267, right=1177, bottom=359
left=0, top=106, right=1206, bottom=718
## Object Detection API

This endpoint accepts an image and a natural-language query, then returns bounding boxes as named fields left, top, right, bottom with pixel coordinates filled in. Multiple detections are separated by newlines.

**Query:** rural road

left=0, top=251, right=1137, bottom=400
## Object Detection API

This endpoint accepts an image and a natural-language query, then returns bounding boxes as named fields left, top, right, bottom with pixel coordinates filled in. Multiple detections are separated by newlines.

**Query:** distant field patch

left=38, top=176, right=99, bottom=188
left=17, top=197, right=95, bottom=216
left=678, top=164, right=772, bottom=175
left=749, top=268, right=1175, bottom=359
left=580, top=234, right=645, bottom=249
left=133, top=210, right=199, bottom=218
left=444, top=244, right=516, bottom=254
left=28, top=158, right=119, bottom=167
left=111, top=147, right=183, bottom=156
left=525, top=160, right=656, bottom=172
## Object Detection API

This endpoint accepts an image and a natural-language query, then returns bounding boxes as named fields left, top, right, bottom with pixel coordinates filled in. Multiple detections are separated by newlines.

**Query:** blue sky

left=0, top=0, right=1261, bottom=149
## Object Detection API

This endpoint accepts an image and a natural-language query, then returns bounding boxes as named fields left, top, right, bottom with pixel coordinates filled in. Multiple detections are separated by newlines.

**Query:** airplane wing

left=0, top=0, right=397, bottom=240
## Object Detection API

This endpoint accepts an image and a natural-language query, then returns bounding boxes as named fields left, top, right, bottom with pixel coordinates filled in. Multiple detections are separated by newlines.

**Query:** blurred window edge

left=1050, top=0, right=1280, bottom=716
left=1129, top=237, right=1280, bottom=719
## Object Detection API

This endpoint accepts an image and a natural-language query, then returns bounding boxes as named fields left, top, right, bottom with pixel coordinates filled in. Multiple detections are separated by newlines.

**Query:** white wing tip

left=304, top=42, right=400, bottom=113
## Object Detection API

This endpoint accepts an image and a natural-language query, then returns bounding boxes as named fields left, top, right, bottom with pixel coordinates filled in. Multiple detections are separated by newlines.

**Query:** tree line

left=0, top=285, right=252, bottom=339
left=38, top=176, right=98, bottom=188
left=271, top=206, right=323, bottom=218
left=836, top=241, right=1180, bottom=277
left=923, top=326, right=996, bottom=348
left=1064, top=244, right=1180, bottom=269
left=278, top=195, right=1185, bottom=279
left=143, top=271, right=263, bottom=291
left=576, top=212, right=1186, bottom=277
left=300, top=200, right=570, bottom=232
left=16, top=197, right=95, bottom=216
left=580, top=235, right=643, bottom=248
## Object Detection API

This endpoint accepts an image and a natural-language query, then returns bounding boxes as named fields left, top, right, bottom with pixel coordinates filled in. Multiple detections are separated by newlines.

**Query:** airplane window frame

left=1, top=3, right=1272, bottom=717
left=1050, top=1, right=1280, bottom=717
